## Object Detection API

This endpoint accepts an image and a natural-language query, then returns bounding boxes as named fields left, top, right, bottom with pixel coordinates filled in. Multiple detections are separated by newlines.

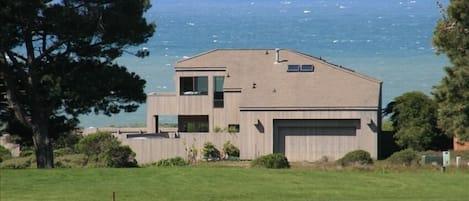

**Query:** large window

left=180, top=76, right=208, bottom=95
left=213, top=76, right=224, bottom=108
left=178, top=115, right=209, bottom=133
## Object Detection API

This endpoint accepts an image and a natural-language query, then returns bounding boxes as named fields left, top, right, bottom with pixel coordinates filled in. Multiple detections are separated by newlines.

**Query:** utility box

left=442, top=151, right=450, bottom=167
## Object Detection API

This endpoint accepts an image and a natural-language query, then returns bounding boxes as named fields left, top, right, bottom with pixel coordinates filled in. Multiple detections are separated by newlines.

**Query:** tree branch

left=0, top=53, right=32, bottom=128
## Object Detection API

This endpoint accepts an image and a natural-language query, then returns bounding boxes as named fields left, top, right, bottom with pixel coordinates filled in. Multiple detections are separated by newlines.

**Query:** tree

left=433, top=0, right=469, bottom=142
left=0, top=0, right=155, bottom=168
left=384, top=91, right=449, bottom=151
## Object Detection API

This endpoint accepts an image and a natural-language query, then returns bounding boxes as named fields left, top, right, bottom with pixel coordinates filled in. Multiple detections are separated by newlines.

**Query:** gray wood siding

left=239, top=110, right=378, bottom=161
left=120, top=133, right=240, bottom=164
left=146, top=93, right=177, bottom=133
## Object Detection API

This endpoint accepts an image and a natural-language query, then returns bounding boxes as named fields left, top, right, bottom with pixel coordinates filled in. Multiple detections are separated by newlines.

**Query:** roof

left=175, top=49, right=382, bottom=109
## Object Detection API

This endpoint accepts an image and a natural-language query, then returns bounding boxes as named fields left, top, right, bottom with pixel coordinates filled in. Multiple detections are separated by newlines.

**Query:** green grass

left=1, top=167, right=468, bottom=201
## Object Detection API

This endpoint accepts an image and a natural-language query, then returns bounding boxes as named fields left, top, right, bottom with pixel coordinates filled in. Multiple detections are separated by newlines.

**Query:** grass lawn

left=1, top=167, right=468, bottom=201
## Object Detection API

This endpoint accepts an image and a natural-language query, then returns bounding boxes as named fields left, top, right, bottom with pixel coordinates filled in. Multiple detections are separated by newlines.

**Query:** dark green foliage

left=202, top=142, right=220, bottom=159
left=384, top=91, right=450, bottom=150
left=0, top=0, right=155, bottom=168
left=157, top=157, right=188, bottom=167
left=0, top=145, right=12, bottom=162
left=105, top=145, right=137, bottom=168
left=222, top=141, right=240, bottom=158
left=337, top=150, right=373, bottom=166
left=386, top=149, right=419, bottom=166
left=52, top=131, right=82, bottom=150
left=53, top=147, right=75, bottom=157
left=76, top=131, right=137, bottom=167
left=433, top=0, right=469, bottom=142
left=251, top=153, right=290, bottom=169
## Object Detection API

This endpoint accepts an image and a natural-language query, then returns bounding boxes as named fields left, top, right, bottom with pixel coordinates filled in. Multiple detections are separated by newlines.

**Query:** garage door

left=274, top=120, right=359, bottom=161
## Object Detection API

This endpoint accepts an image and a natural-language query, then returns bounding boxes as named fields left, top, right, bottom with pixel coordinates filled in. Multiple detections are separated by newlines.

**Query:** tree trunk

left=32, top=117, right=54, bottom=168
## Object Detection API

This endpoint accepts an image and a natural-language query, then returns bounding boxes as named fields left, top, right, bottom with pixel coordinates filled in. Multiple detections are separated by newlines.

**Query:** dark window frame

left=180, top=76, right=208, bottom=95
left=213, top=76, right=224, bottom=108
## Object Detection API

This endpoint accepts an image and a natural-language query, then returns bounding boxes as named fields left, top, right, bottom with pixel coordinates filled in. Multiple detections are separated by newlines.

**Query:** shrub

left=222, top=141, right=240, bottom=158
left=53, top=147, right=75, bottom=157
left=251, top=153, right=290, bottom=169
left=0, top=145, right=12, bottom=163
left=0, top=156, right=34, bottom=169
left=202, top=142, right=220, bottom=160
left=387, top=149, right=418, bottom=166
left=76, top=131, right=137, bottom=167
left=20, top=149, right=34, bottom=157
left=337, top=150, right=373, bottom=166
left=157, top=157, right=188, bottom=167
left=54, top=154, right=87, bottom=168
left=105, top=145, right=138, bottom=168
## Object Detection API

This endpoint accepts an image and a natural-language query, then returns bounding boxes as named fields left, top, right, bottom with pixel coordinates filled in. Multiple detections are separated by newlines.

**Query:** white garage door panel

left=279, top=127, right=357, bottom=161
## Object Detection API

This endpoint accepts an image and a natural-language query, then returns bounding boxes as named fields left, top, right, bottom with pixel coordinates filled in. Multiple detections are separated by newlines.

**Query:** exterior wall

left=238, top=110, right=379, bottom=160
left=119, top=133, right=240, bottom=164
left=146, top=93, right=177, bottom=133
left=213, top=91, right=241, bottom=130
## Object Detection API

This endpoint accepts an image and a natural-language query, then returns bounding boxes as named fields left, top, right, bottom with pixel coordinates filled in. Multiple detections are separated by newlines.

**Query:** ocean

left=78, top=0, right=449, bottom=128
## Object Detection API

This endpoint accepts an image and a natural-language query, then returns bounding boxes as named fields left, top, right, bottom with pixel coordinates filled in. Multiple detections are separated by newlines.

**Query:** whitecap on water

left=339, top=5, right=346, bottom=9
left=182, top=56, right=190, bottom=59
left=186, top=22, right=195, bottom=26
left=303, top=10, right=311, bottom=14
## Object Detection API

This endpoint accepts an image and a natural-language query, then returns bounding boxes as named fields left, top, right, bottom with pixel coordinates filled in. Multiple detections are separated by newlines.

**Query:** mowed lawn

left=1, top=167, right=468, bottom=201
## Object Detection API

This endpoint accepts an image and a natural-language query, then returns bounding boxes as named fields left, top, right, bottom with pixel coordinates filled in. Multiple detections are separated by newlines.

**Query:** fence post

left=112, top=192, right=115, bottom=201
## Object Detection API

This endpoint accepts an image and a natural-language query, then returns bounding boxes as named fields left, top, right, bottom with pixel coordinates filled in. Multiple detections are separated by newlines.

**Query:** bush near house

left=386, top=149, right=419, bottom=166
left=202, top=142, right=220, bottom=160
left=251, top=153, right=290, bottom=169
left=222, top=141, right=240, bottom=159
left=337, top=150, right=373, bottom=166
left=76, top=131, right=137, bottom=167
left=156, top=157, right=188, bottom=167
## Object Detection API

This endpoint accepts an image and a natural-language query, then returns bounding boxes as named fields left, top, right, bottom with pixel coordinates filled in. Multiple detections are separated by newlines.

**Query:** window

left=287, top=65, right=300, bottom=72
left=213, top=76, right=224, bottom=108
left=227, top=124, right=240, bottom=133
left=301, top=64, right=314, bottom=72
left=178, top=115, right=209, bottom=133
left=180, top=77, right=208, bottom=95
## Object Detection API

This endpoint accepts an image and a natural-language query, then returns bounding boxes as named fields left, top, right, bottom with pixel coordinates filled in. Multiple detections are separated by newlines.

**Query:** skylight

left=287, top=64, right=314, bottom=72
left=287, top=65, right=300, bottom=72
left=301, top=64, right=314, bottom=72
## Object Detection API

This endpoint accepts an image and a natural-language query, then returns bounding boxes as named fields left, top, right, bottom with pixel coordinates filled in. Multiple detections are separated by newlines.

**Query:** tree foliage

left=0, top=0, right=155, bottom=168
left=433, top=0, right=469, bottom=142
left=384, top=91, right=449, bottom=151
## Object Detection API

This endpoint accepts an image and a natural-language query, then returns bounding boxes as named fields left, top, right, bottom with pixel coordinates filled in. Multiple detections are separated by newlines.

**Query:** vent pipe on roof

left=275, top=48, right=280, bottom=64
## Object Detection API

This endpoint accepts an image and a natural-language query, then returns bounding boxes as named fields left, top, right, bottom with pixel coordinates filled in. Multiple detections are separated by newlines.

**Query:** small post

left=112, top=192, right=115, bottom=201
left=456, top=156, right=461, bottom=168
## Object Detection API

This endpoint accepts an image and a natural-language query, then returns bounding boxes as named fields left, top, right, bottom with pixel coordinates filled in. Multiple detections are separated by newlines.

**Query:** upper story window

left=213, top=76, right=224, bottom=108
left=180, top=76, right=208, bottom=95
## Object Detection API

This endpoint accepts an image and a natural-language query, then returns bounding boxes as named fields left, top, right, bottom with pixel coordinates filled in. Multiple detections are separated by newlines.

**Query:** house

left=145, top=49, right=382, bottom=162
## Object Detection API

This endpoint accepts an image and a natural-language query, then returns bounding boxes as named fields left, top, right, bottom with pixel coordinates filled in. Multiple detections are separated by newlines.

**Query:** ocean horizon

left=79, top=0, right=450, bottom=128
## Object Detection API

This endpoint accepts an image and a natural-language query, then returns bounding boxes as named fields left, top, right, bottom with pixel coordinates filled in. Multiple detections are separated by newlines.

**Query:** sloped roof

left=175, top=49, right=382, bottom=109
